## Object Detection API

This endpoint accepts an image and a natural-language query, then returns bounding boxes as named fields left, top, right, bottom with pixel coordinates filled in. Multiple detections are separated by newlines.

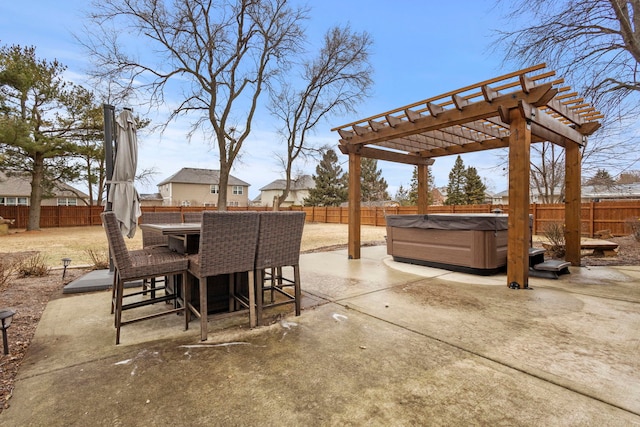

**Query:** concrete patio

left=2, top=246, right=639, bottom=426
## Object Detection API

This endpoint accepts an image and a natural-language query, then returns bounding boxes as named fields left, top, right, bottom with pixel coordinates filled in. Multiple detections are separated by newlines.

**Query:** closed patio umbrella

left=107, top=109, right=141, bottom=238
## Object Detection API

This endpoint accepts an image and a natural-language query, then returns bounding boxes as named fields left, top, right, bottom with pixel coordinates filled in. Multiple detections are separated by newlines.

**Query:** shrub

left=0, top=260, right=15, bottom=289
left=543, top=222, right=566, bottom=258
left=85, top=248, right=109, bottom=270
left=16, top=253, right=51, bottom=278
left=624, top=217, right=640, bottom=242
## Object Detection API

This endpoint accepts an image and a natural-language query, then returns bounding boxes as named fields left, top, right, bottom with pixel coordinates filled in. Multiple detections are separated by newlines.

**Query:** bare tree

left=496, top=0, right=640, bottom=113
left=83, top=0, right=307, bottom=209
left=268, top=25, right=373, bottom=208
left=530, top=143, right=565, bottom=203
left=494, top=0, right=640, bottom=193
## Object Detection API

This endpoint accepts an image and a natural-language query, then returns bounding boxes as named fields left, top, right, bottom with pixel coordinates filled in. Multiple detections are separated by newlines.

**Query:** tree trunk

left=28, top=154, right=45, bottom=231
left=217, top=158, right=230, bottom=211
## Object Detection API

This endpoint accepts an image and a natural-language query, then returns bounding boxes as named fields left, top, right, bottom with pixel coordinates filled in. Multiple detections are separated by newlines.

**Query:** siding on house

left=492, top=183, right=640, bottom=204
left=157, top=167, right=250, bottom=207
left=0, top=172, right=89, bottom=206
left=258, top=175, right=315, bottom=207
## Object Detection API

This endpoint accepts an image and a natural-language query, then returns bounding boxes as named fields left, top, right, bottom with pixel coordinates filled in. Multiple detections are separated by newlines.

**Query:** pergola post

left=417, top=163, right=429, bottom=214
left=565, top=141, right=582, bottom=266
left=507, top=108, right=531, bottom=288
left=348, top=152, right=362, bottom=259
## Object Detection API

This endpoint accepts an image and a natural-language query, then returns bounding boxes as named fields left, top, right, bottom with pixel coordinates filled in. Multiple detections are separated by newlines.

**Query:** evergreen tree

left=394, top=185, right=410, bottom=206
left=0, top=45, right=96, bottom=229
left=586, top=168, right=616, bottom=187
left=408, top=166, right=434, bottom=205
left=303, top=149, right=348, bottom=206
left=361, top=157, right=389, bottom=203
left=445, top=155, right=466, bottom=205
left=464, top=166, right=486, bottom=204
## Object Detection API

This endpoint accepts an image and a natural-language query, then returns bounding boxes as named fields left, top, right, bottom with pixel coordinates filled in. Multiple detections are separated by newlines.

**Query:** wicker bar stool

left=255, top=211, right=305, bottom=326
left=186, top=211, right=260, bottom=341
left=140, top=212, right=183, bottom=298
left=102, top=212, right=189, bottom=345
left=183, top=211, right=203, bottom=223
left=141, top=212, right=183, bottom=248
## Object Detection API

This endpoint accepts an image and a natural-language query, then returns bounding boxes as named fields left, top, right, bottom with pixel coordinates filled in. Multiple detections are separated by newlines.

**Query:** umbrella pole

left=103, top=104, right=116, bottom=272
left=104, top=104, right=116, bottom=212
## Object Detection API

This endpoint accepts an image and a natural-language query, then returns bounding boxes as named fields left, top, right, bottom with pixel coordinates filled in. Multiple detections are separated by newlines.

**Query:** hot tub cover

left=385, top=214, right=508, bottom=231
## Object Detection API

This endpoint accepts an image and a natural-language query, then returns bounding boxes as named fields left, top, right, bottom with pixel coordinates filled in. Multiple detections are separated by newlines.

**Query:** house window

left=210, top=185, right=219, bottom=194
left=228, top=201, right=239, bottom=207
left=232, top=186, right=243, bottom=195
left=181, top=200, right=191, bottom=207
left=57, top=198, right=77, bottom=206
left=0, top=197, right=28, bottom=206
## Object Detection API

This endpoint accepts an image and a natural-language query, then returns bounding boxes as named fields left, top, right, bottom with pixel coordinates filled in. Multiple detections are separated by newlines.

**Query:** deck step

left=530, top=259, right=571, bottom=279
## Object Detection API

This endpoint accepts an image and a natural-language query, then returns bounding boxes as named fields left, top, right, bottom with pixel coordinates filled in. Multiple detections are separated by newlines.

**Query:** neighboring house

left=581, top=183, right=640, bottom=202
left=258, top=175, right=315, bottom=207
left=0, top=172, right=88, bottom=206
left=493, top=183, right=640, bottom=205
left=157, top=168, right=250, bottom=207
left=492, top=187, right=563, bottom=205
left=250, top=194, right=262, bottom=207
left=139, top=193, right=164, bottom=207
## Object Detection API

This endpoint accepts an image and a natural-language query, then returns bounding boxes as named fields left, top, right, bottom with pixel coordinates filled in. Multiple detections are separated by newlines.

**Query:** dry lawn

left=0, top=223, right=388, bottom=268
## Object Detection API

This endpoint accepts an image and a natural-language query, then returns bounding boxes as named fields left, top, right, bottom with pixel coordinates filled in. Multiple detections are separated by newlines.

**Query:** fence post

left=589, top=202, right=595, bottom=238
left=531, top=203, right=537, bottom=235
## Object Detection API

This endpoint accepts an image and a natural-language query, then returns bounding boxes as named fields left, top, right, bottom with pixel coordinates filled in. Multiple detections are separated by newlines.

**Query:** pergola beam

left=344, top=84, right=555, bottom=146
left=339, top=143, right=435, bottom=166
left=418, top=137, right=509, bottom=158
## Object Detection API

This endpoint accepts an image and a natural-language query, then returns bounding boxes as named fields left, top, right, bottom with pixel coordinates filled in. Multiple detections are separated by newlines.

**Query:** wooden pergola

left=332, top=64, right=602, bottom=288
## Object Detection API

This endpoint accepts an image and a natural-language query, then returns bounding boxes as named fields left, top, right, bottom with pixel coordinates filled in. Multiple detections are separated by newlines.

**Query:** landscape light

left=0, top=309, right=16, bottom=355
left=62, top=258, right=72, bottom=279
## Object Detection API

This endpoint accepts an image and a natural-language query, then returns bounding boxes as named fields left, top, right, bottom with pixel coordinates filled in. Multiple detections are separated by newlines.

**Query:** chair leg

left=150, top=277, right=156, bottom=299
left=228, top=274, right=235, bottom=313
left=110, top=269, right=118, bottom=314
left=294, top=265, right=301, bottom=316
left=114, top=271, right=121, bottom=327
left=255, top=269, right=264, bottom=327
left=182, top=272, right=190, bottom=331
left=248, top=270, right=256, bottom=328
left=115, top=276, right=124, bottom=345
left=199, top=277, right=208, bottom=341
left=269, top=267, right=276, bottom=303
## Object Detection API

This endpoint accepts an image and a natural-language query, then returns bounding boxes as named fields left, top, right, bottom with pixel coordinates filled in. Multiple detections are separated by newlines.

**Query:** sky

left=0, top=0, right=514, bottom=200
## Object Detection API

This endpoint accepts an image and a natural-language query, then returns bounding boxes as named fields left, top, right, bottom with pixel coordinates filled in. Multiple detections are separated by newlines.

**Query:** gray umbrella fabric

left=107, top=109, right=141, bottom=238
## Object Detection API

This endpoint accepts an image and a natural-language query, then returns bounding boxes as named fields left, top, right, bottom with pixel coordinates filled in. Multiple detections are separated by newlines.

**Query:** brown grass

left=0, top=223, right=388, bottom=267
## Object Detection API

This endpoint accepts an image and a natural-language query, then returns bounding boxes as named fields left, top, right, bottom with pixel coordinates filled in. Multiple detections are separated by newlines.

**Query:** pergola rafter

left=332, top=63, right=602, bottom=288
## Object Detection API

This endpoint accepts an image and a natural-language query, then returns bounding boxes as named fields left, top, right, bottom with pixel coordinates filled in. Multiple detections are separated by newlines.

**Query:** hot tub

left=385, top=214, right=508, bottom=275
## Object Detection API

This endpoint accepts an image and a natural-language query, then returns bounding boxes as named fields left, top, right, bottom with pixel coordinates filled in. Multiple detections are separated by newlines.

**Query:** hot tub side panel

left=387, top=227, right=475, bottom=267
left=386, top=225, right=507, bottom=272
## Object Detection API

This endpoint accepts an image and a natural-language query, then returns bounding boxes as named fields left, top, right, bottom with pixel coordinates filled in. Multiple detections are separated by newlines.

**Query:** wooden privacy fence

left=2, top=202, right=640, bottom=237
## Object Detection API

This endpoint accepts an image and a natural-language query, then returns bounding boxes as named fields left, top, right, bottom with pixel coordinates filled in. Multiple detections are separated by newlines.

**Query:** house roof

left=157, top=168, right=250, bottom=187
left=493, top=183, right=640, bottom=199
left=139, top=193, right=163, bottom=201
left=0, top=171, right=89, bottom=198
left=583, top=183, right=640, bottom=198
left=259, top=175, right=315, bottom=191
